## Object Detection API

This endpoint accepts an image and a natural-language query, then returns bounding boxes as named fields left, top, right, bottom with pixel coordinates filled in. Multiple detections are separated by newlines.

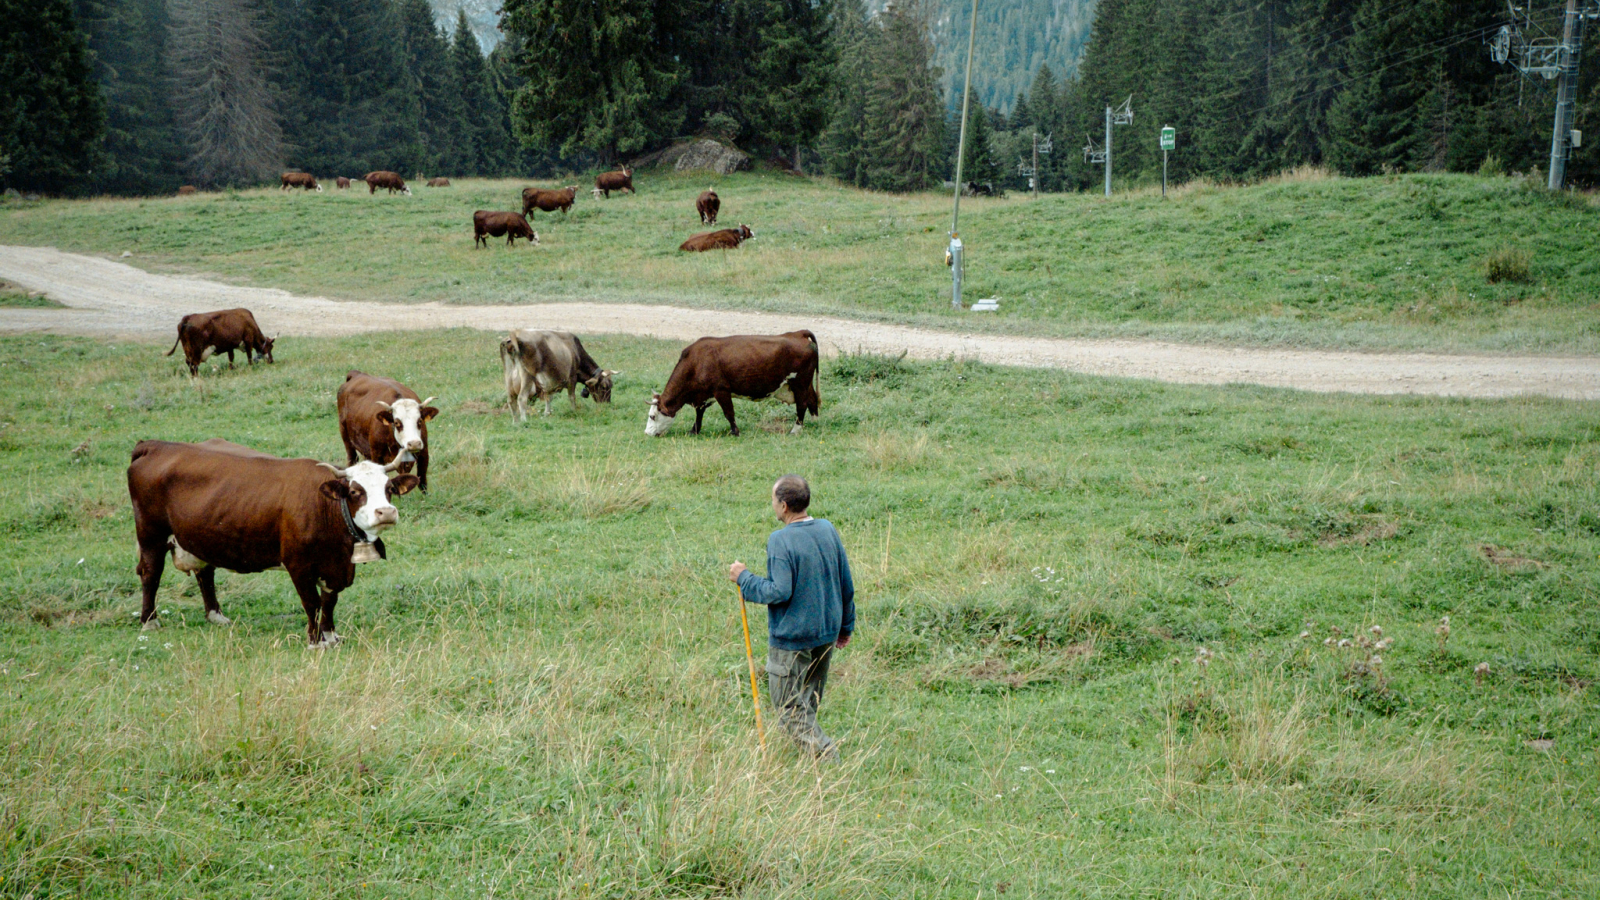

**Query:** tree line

left=1, top=0, right=523, bottom=194
left=9, top=0, right=1592, bottom=197
left=983, top=0, right=1600, bottom=192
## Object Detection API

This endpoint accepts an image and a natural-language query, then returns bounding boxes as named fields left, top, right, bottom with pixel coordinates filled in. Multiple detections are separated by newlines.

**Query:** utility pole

left=1492, top=1, right=1599, bottom=190
left=1018, top=132, right=1050, bottom=196
left=1090, top=96, right=1133, bottom=197
left=947, top=0, right=980, bottom=309
left=1550, top=0, right=1584, bottom=189
left=1033, top=131, right=1040, bottom=197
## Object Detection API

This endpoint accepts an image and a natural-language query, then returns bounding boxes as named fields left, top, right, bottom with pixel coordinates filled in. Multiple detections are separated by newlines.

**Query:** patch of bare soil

left=4, top=245, right=1600, bottom=399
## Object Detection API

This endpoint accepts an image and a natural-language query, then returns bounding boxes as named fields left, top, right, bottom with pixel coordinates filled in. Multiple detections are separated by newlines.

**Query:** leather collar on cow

left=338, top=497, right=387, bottom=559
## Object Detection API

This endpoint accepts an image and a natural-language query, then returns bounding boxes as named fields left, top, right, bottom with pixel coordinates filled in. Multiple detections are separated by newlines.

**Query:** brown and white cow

left=680, top=224, right=753, bottom=252
left=427, top=177, right=451, bottom=187
left=473, top=210, right=539, bottom=248
left=500, top=330, right=617, bottom=420
left=645, top=331, right=818, bottom=437
left=594, top=166, right=634, bottom=198
left=127, top=439, right=418, bottom=646
left=365, top=171, right=412, bottom=195
left=337, top=371, right=438, bottom=493
left=164, top=308, right=276, bottom=377
left=281, top=172, right=322, bottom=192
left=522, top=186, right=578, bottom=218
left=696, top=188, right=719, bottom=225
left=335, top=176, right=351, bottom=189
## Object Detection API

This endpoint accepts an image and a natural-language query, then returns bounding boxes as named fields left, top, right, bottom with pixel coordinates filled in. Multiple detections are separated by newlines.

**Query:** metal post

left=949, top=0, right=979, bottom=309
left=1103, top=105, right=1113, bottom=196
left=1550, top=0, right=1583, bottom=190
left=1032, top=131, right=1039, bottom=198
left=1163, top=148, right=1168, bottom=197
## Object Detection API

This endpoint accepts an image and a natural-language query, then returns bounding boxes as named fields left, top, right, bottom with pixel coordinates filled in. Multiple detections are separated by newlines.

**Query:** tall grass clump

left=1483, top=246, right=1533, bottom=284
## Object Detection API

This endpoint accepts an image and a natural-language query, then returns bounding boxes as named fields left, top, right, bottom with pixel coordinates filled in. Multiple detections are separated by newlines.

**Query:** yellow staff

left=737, top=589, right=765, bottom=748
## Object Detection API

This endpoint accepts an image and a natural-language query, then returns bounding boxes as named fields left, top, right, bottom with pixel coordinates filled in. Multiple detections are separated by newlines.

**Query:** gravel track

left=2, top=244, right=1597, bottom=399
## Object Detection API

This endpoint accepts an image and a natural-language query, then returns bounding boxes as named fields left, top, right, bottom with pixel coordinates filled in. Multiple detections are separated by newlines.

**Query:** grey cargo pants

left=766, top=642, right=836, bottom=757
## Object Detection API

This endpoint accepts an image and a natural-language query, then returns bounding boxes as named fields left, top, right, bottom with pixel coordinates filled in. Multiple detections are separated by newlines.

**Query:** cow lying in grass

left=680, top=224, right=753, bottom=252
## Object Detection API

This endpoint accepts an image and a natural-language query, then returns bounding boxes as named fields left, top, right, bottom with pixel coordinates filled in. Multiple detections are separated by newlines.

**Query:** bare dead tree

left=166, top=0, right=282, bottom=186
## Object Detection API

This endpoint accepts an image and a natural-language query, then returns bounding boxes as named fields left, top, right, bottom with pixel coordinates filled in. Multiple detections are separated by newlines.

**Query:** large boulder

left=672, top=140, right=750, bottom=175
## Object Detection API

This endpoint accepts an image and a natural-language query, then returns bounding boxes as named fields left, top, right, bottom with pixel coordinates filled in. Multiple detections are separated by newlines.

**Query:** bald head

left=773, top=474, right=810, bottom=514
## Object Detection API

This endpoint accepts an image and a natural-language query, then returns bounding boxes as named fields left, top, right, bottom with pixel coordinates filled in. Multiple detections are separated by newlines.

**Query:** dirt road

left=2, top=244, right=1596, bottom=399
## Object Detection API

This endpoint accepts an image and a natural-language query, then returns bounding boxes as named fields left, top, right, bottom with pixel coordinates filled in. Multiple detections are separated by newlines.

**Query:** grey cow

left=499, top=330, right=618, bottom=421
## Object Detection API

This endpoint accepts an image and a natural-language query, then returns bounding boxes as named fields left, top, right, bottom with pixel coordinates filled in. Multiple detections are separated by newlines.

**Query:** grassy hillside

left=1, top=169, right=1597, bottom=354
left=1, top=332, right=1596, bottom=897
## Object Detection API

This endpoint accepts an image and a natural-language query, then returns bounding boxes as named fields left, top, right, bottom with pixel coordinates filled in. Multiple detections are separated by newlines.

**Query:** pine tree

left=501, top=0, right=683, bottom=163
left=956, top=102, right=999, bottom=187
left=452, top=8, right=511, bottom=175
left=396, top=0, right=459, bottom=177
left=74, top=0, right=183, bottom=195
left=0, top=0, right=107, bottom=193
left=861, top=0, right=944, bottom=192
left=269, top=0, right=409, bottom=176
left=166, top=0, right=280, bottom=186
left=751, top=0, right=835, bottom=168
left=1324, top=0, right=1447, bottom=175
left=821, top=0, right=873, bottom=185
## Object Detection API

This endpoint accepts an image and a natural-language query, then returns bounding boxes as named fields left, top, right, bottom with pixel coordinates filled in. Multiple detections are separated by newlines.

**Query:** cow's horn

left=317, top=462, right=348, bottom=477
left=374, top=400, right=391, bottom=410
left=383, top=451, right=407, bottom=473
left=421, top=396, right=435, bottom=406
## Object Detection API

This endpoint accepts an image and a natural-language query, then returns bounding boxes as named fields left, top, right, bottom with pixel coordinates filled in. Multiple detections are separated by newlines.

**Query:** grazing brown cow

left=499, top=330, right=618, bottom=421
left=521, top=186, right=578, bottom=218
left=128, top=439, right=418, bottom=645
left=177, top=185, right=197, bottom=195
left=645, top=331, right=819, bottom=437
left=696, top=188, right=720, bottom=225
left=427, top=177, right=451, bottom=187
left=281, top=172, right=322, bottom=192
left=680, top=224, right=753, bottom=252
left=594, top=166, right=634, bottom=198
left=335, top=176, right=351, bottom=189
left=365, top=171, right=412, bottom=195
left=164, top=308, right=276, bottom=377
left=473, top=210, right=539, bottom=248
left=337, top=371, right=439, bottom=493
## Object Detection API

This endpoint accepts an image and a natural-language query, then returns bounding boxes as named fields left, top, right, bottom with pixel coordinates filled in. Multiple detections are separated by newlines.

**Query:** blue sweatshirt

left=737, top=518, right=856, bottom=651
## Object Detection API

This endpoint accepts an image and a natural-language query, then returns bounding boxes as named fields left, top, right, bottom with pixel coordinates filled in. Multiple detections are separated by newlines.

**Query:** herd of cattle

left=131, top=310, right=820, bottom=645
left=182, top=166, right=757, bottom=254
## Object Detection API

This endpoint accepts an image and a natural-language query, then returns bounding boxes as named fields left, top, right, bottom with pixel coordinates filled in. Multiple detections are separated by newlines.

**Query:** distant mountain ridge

left=428, top=0, right=504, bottom=52
left=433, top=0, right=1099, bottom=113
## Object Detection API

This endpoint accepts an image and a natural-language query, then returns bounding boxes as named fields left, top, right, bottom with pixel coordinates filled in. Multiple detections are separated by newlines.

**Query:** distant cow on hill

left=177, top=185, right=197, bottom=195
left=696, top=188, right=719, bottom=225
left=500, top=330, right=617, bottom=421
left=473, top=210, right=539, bottom=248
left=335, top=176, right=351, bottom=189
left=427, top=177, right=451, bottom=187
left=281, top=172, right=321, bottom=192
left=594, top=166, right=634, bottom=198
left=680, top=224, right=753, bottom=252
left=522, top=186, right=577, bottom=218
left=337, top=371, right=438, bottom=493
left=645, top=331, right=819, bottom=437
left=164, top=308, right=275, bottom=377
left=365, top=171, right=411, bottom=195
left=127, top=438, right=418, bottom=645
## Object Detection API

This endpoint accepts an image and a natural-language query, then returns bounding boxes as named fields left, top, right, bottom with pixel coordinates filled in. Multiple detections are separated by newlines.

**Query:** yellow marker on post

left=737, top=589, right=766, bottom=748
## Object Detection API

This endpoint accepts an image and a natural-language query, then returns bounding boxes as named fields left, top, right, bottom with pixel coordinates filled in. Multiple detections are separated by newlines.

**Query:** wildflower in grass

left=138, top=635, right=149, bottom=643
left=1436, top=616, right=1452, bottom=651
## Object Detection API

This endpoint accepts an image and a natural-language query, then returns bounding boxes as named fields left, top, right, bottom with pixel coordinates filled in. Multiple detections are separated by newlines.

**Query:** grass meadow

left=1, top=331, right=1597, bottom=898
left=2, top=168, right=1599, bottom=353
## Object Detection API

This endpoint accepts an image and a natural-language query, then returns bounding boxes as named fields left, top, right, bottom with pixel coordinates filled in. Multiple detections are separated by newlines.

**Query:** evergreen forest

left=1, top=0, right=1597, bottom=196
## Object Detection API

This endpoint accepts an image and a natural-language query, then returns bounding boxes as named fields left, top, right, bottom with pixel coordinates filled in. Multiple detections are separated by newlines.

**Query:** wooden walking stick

left=737, top=589, right=766, bottom=748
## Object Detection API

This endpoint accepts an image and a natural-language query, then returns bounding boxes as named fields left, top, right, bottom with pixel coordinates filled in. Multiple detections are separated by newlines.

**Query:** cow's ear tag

left=319, top=480, right=350, bottom=502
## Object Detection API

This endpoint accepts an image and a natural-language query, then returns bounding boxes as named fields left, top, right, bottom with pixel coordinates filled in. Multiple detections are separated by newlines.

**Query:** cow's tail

left=164, top=334, right=181, bottom=356
left=800, top=330, right=820, bottom=416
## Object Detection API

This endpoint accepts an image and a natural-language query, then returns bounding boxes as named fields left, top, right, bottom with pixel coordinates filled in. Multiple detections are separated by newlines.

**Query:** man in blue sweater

left=729, top=474, right=855, bottom=758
